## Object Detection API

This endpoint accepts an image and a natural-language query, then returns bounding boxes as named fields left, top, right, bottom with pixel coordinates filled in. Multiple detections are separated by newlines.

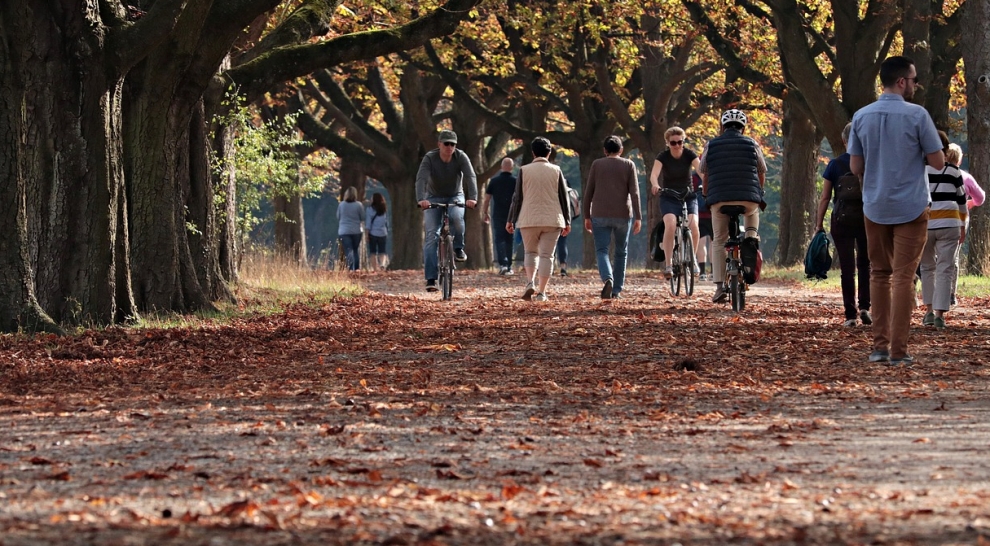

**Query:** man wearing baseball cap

left=415, top=130, right=478, bottom=292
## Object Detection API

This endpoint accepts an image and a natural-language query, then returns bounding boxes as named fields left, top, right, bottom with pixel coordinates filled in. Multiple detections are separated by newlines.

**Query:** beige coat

left=508, top=158, right=570, bottom=229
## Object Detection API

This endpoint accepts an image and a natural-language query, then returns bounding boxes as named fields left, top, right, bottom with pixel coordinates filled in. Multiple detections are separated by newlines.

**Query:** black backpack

left=804, top=230, right=832, bottom=280
left=831, top=172, right=864, bottom=228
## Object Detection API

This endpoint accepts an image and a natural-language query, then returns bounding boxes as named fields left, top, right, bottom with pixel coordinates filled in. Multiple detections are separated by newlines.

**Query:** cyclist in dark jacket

left=699, top=109, right=766, bottom=303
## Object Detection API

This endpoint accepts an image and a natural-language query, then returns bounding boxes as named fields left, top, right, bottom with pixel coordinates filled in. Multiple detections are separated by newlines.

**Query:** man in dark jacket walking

left=699, top=109, right=767, bottom=303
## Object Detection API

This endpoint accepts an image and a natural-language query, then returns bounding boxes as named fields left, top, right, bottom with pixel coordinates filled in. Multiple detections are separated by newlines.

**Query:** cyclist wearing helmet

left=698, top=109, right=767, bottom=303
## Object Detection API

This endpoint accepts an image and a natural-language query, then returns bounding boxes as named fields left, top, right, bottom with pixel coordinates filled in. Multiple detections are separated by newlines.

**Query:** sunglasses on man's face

left=442, top=142, right=457, bottom=147
left=669, top=140, right=684, bottom=146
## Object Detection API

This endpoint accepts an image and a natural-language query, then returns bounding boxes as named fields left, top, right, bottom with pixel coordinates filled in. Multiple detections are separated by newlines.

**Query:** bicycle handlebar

left=424, top=202, right=466, bottom=210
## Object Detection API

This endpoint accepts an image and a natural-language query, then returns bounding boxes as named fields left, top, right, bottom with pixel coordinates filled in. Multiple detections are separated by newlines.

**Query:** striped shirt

left=926, top=163, right=967, bottom=229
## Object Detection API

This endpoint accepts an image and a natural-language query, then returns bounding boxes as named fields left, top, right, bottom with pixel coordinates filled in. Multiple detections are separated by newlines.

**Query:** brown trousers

left=864, top=210, right=929, bottom=359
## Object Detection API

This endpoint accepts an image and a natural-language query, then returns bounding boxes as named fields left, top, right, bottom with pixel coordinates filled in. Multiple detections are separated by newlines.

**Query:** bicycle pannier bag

left=741, top=237, right=762, bottom=284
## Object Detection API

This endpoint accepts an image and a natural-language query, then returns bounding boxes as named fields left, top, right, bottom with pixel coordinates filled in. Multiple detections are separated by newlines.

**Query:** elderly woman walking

left=506, top=137, right=572, bottom=301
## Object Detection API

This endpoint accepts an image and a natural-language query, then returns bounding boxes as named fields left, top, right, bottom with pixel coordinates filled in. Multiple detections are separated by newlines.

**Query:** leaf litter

left=1, top=270, right=990, bottom=544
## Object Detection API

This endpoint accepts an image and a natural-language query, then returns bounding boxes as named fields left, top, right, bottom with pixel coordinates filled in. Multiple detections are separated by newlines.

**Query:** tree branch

left=108, top=0, right=191, bottom=73
left=229, top=0, right=482, bottom=102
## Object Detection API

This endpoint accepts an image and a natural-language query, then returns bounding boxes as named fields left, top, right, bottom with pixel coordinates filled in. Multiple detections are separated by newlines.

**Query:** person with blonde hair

left=650, top=126, right=701, bottom=281
left=919, top=131, right=966, bottom=329
left=814, top=122, right=871, bottom=327
left=337, top=186, right=365, bottom=271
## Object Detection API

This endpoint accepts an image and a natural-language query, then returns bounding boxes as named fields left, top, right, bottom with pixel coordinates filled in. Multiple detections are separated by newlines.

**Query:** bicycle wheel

left=669, top=244, right=681, bottom=296
left=730, top=271, right=744, bottom=312
left=441, top=235, right=454, bottom=300
left=682, top=229, right=696, bottom=296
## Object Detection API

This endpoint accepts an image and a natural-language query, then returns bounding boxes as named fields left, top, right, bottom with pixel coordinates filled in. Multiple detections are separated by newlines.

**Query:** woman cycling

left=650, top=126, right=701, bottom=279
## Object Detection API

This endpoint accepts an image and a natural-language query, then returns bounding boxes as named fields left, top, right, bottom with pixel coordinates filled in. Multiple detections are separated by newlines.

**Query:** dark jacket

left=704, top=129, right=763, bottom=206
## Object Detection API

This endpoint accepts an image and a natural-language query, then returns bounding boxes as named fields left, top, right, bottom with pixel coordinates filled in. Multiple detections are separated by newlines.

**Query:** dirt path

left=2, top=270, right=989, bottom=545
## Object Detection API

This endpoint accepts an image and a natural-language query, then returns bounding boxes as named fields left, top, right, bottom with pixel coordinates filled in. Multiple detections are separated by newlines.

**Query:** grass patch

left=953, top=274, right=990, bottom=298
left=133, top=253, right=361, bottom=330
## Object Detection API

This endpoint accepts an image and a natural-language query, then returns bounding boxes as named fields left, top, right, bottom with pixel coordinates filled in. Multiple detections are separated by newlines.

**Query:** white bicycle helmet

left=720, top=109, right=748, bottom=127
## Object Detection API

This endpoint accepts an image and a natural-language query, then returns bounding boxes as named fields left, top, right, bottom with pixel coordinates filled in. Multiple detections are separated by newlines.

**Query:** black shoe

left=426, top=279, right=438, bottom=292
left=454, top=249, right=468, bottom=262
left=560, top=268, right=568, bottom=277
left=601, top=279, right=613, bottom=299
left=859, top=309, right=873, bottom=325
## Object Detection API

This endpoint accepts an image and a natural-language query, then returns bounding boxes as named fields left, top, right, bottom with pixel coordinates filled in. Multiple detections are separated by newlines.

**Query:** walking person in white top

left=920, top=131, right=967, bottom=329
left=506, top=137, right=572, bottom=301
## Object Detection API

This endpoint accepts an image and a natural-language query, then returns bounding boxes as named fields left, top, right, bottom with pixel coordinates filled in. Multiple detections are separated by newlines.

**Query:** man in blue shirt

left=481, top=157, right=517, bottom=275
left=848, top=56, right=944, bottom=365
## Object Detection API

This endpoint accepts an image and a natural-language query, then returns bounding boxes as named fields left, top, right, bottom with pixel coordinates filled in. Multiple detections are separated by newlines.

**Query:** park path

left=1, top=269, right=989, bottom=545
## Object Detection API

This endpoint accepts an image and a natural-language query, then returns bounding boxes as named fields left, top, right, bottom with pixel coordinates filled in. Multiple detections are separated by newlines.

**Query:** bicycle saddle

left=719, top=205, right=746, bottom=216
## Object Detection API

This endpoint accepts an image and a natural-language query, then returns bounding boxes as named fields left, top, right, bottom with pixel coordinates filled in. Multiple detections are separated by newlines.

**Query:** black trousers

left=831, top=221, right=871, bottom=319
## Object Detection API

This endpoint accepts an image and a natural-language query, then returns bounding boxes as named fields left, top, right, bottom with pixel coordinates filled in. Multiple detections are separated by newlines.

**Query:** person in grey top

left=416, top=130, right=478, bottom=291
left=336, top=186, right=365, bottom=271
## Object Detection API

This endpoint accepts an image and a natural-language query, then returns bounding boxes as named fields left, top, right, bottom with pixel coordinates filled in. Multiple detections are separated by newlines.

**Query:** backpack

left=831, top=172, right=864, bottom=228
left=804, top=230, right=832, bottom=280
left=567, top=187, right=581, bottom=220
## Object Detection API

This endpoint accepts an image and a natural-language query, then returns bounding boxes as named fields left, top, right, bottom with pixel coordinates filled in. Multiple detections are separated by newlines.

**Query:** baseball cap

left=438, top=130, right=457, bottom=144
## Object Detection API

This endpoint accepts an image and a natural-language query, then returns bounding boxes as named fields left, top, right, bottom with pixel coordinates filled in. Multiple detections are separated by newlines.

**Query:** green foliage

left=212, top=97, right=326, bottom=247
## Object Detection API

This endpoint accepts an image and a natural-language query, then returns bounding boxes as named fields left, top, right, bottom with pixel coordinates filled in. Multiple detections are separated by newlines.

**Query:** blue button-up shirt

left=848, top=93, right=942, bottom=225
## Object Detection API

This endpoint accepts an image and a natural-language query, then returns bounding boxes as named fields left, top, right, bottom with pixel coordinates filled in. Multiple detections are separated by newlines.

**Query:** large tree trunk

left=962, top=0, right=990, bottom=275
left=388, top=177, right=423, bottom=270
left=0, top=38, right=61, bottom=333
left=776, top=96, right=821, bottom=266
left=1, top=1, right=132, bottom=329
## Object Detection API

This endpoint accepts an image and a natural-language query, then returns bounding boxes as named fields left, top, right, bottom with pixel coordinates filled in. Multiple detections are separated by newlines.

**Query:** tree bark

left=776, top=95, right=821, bottom=266
left=1, top=1, right=137, bottom=329
left=274, top=194, right=307, bottom=264
left=962, top=0, right=990, bottom=274
left=0, top=37, right=62, bottom=334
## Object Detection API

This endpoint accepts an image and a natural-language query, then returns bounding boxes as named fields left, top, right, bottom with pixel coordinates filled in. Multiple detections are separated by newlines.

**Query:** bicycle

left=719, top=205, right=748, bottom=311
left=426, top=203, right=464, bottom=301
left=662, top=188, right=697, bottom=296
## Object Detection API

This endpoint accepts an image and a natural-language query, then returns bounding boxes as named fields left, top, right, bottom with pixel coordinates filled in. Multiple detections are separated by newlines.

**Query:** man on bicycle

left=416, top=130, right=478, bottom=292
left=698, top=109, right=767, bottom=303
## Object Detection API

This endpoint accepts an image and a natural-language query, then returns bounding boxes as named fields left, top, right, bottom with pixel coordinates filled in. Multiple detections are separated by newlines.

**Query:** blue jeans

left=423, top=196, right=466, bottom=281
left=492, top=215, right=513, bottom=268
left=592, top=217, right=632, bottom=295
left=340, top=233, right=362, bottom=270
left=555, top=234, right=568, bottom=266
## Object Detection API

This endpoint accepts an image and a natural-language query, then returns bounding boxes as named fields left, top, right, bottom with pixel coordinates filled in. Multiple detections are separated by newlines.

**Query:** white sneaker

left=522, top=282, right=535, bottom=301
left=534, top=292, right=548, bottom=302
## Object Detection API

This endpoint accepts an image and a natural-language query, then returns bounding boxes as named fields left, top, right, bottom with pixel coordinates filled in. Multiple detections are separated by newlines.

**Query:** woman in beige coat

left=506, top=137, right=572, bottom=301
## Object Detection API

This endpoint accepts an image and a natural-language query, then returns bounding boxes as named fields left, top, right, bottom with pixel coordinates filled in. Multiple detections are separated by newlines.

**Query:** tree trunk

left=1, top=1, right=130, bottom=329
left=0, top=45, right=61, bottom=333
left=776, top=96, right=821, bottom=266
left=274, top=194, right=307, bottom=264
left=962, top=0, right=990, bottom=274
left=387, top=177, right=423, bottom=270
left=579, top=152, right=601, bottom=270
